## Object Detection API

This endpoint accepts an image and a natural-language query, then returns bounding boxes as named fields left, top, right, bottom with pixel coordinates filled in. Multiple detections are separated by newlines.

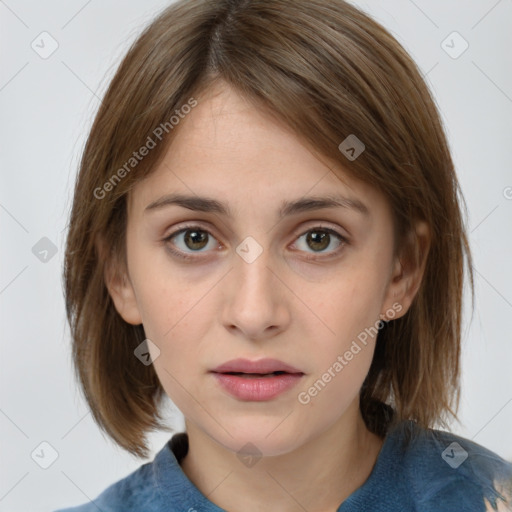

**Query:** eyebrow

left=144, top=193, right=369, bottom=218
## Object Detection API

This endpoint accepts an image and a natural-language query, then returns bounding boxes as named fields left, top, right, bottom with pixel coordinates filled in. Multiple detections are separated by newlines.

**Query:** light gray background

left=1, top=1, right=511, bottom=510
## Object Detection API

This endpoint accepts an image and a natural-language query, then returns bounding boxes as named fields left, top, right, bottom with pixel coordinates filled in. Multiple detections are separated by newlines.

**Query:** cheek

left=313, top=264, right=387, bottom=342
left=145, top=313, right=213, bottom=418
left=301, top=253, right=389, bottom=386
left=141, top=290, right=213, bottom=366
left=297, top=281, right=380, bottom=419
left=126, top=235, right=222, bottom=404
left=128, top=236, right=215, bottom=336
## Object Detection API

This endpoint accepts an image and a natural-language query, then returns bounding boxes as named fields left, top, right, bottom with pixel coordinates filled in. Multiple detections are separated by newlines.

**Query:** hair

left=63, top=0, right=473, bottom=458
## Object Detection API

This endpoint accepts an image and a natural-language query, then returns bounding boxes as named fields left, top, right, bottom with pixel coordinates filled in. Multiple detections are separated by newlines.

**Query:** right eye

left=163, top=226, right=221, bottom=260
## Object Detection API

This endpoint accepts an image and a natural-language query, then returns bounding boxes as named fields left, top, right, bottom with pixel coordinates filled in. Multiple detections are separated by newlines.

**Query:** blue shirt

left=55, top=420, right=512, bottom=511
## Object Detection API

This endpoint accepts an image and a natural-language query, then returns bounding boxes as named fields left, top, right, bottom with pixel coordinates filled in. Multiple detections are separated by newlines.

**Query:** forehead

left=128, top=82, right=387, bottom=220
left=165, top=83, right=330, bottom=180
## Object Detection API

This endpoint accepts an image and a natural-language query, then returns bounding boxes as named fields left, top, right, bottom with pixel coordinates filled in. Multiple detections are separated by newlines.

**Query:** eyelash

left=162, top=223, right=348, bottom=262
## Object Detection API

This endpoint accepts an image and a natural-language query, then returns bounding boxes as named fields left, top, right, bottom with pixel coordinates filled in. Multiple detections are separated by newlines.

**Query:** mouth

left=210, top=357, right=304, bottom=376
left=218, top=371, right=294, bottom=378
left=209, top=358, right=304, bottom=401
left=211, top=366, right=304, bottom=401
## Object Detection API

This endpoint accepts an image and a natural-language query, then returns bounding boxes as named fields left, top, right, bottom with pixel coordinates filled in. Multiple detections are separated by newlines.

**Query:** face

left=107, top=81, right=420, bottom=457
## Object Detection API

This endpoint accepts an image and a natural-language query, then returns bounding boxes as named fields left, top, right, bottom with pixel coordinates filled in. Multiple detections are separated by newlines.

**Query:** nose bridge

left=233, top=234, right=275, bottom=302
left=223, top=233, right=288, bottom=338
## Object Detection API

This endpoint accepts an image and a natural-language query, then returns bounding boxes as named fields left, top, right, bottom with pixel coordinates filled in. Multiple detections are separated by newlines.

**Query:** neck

left=179, top=402, right=384, bottom=512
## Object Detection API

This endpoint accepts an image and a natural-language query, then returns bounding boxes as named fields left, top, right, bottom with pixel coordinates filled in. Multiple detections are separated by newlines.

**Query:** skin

left=106, top=80, right=430, bottom=512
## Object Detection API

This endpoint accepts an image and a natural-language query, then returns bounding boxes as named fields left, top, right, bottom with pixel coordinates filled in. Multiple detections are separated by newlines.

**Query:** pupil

left=185, top=230, right=208, bottom=250
left=307, top=231, right=329, bottom=251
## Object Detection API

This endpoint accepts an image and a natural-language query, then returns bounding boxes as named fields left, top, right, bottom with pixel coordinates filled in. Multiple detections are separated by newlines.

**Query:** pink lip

left=212, top=373, right=303, bottom=401
left=211, top=358, right=303, bottom=374
left=210, top=358, right=304, bottom=401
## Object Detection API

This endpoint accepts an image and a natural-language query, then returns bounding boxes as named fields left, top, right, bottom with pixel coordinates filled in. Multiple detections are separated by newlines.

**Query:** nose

left=221, top=243, right=291, bottom=341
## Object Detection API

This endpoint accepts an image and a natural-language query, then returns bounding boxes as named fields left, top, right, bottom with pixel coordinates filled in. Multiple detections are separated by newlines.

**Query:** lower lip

left=212, top=372, right=303, bottom=401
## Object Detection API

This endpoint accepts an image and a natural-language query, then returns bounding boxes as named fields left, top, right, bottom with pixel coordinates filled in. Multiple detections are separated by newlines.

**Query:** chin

left=211, top=419, right=309, bottom=459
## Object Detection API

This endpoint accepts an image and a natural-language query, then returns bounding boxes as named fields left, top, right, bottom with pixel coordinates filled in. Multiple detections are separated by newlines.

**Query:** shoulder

left=53, top=432, right=221, bottom=512
left=393, top=420, right=512, bottom=511
left=53, top=448, right=163, bottom=512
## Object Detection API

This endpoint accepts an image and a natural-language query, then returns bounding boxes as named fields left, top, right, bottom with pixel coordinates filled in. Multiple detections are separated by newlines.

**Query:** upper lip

left=211, top=358, right=303, bottom=374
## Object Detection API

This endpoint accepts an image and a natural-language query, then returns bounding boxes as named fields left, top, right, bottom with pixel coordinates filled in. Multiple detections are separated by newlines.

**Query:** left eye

left=164, top=226, right=345, bottom=258
left=293, top=228, right=345, bottom=254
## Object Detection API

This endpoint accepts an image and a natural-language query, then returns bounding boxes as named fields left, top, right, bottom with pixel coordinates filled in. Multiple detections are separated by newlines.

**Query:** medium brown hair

left=64, top=0, right=473, bottom=457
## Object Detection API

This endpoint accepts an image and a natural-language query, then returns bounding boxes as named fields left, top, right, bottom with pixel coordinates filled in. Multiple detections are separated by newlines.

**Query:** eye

left=163, top=226, right=220, bottom=260
left=163, top=224, right=347, bottom=261
left=292, top=227, right=346, bottom=258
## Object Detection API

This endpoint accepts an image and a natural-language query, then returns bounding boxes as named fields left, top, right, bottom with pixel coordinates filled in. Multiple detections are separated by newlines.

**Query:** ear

left=381, top=220, right=431, bottom=320
left=99, top=238, right=143, bottom=326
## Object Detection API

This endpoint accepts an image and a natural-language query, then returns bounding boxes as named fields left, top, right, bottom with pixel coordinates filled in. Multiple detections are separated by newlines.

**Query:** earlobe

left=382, top=221, right=431, bottom=320
left=102, top=248, right=143, bottom=326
